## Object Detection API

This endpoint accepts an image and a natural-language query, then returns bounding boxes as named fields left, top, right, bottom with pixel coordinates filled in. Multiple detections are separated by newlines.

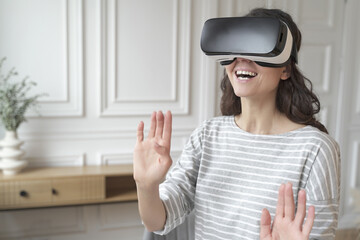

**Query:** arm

left=136, top=184, right=166, bottom=232
left=133, top=111, right=173, bottom=232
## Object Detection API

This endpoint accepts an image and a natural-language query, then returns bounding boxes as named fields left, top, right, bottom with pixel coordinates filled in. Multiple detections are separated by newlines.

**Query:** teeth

left=236, top=70, right=257, bottom=77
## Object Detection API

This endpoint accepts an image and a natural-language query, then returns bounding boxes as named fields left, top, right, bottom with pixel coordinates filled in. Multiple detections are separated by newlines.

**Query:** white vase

left=0, top=131, right=27, bottom=175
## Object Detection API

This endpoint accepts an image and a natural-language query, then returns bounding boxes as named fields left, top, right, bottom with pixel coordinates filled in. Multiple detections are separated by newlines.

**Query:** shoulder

left=190, top=115, right=235, bottom=141
left=200, top=115, right=237, bottom=135
left=301, top=126, right=340, bottom=157
left=304, top=127, right=341, bottom=201
left=302, top=126, right=341, bottom=188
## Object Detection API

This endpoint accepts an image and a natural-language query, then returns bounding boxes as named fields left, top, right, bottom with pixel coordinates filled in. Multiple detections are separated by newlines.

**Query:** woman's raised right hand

left=133, top=111, right=173, bottom=189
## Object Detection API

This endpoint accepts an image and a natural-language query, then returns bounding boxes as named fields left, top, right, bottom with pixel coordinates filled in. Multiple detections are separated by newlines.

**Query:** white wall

left=0, top=0, right=358, bottom=239
left=337, top=0, right=360, bottom=229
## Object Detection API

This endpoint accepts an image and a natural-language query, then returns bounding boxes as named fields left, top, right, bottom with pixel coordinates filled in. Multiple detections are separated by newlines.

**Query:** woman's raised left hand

left=260, top=183, right=315, bottom=240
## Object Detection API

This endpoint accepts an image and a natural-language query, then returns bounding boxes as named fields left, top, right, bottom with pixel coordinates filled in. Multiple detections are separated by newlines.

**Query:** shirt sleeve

left=305, top=134, right=341, bottom=240
left=154, top=124, right=204, bottom=235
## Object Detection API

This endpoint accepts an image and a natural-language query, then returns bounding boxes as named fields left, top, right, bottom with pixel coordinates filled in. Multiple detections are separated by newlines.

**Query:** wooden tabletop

left=0, top=164, right=134, bottom=181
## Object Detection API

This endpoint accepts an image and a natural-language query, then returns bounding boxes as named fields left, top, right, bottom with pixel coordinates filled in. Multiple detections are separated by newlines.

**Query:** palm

left=133, top=111, right=173, bottom=188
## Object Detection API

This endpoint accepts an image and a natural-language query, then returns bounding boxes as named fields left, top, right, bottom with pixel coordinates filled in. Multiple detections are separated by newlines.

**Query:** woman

left=133, top=8, right=340, bottom=240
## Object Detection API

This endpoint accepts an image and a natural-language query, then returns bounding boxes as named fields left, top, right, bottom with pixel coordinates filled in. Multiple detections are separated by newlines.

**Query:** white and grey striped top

left=156, top=116, right=340, bottom=240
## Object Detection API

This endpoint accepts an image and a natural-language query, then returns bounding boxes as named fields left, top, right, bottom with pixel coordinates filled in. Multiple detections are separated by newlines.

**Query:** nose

left=235, top=57, right=252, bottom=63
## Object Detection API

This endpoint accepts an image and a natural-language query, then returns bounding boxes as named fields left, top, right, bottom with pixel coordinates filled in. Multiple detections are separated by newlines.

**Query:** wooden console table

left=0, top=164, right=137, bottom=210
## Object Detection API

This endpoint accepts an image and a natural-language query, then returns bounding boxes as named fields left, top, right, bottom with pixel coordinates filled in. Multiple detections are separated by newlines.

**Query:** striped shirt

left=156, top=116, right=340, bottom=240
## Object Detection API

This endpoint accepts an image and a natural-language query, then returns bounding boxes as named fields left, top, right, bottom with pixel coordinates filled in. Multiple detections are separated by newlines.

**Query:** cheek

left=224, top=62, right=236, bottom=77
left=260, top=68, right=283, bottom=82
left=225, top=68, right=231, bottom=78
left=265, top=68, right=284, bottom=80
left=258, top=74, right=281, bottom=90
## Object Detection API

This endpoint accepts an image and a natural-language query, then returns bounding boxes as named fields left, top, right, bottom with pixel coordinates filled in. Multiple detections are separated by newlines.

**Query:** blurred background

left=0, top=0, right=359, bottom=239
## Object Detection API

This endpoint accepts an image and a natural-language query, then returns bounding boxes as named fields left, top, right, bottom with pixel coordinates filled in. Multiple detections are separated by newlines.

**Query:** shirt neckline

left=229, top=115, right=312, bottom=138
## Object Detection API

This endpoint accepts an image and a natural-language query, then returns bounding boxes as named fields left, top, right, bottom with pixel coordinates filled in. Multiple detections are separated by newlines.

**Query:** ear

left=280, top=65, right=291, bottom=80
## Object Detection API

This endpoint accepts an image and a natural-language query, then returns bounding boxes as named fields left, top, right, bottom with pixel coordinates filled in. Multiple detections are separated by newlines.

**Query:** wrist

left=136, top=181, right=160, bottom=194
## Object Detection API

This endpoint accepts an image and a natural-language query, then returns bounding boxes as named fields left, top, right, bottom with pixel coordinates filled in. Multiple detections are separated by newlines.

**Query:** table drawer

left=52, top=176, right=105, bottom=203
left=0, top=165, right=135, bottom=210
left=0, top=177, right=104, bottom=209
left=0, top=180, right=52, bottom=208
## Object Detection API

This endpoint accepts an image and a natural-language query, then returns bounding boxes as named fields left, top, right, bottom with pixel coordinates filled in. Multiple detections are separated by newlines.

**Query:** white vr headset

left=200, top=17, right=298, bottom=67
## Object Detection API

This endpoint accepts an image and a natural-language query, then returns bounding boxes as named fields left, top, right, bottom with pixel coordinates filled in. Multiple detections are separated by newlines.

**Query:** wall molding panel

left=337, top=0, right=360, bottom=228
left=19, top=128, right=193, bottom=141
left=0, top=207, right=84, bottom=239
left=298, top=0, right=335, bottom=29
left=355, top=56, right=360, bottom=116
left=199, top=0, right=219, bottom=121
left=350, top=141, right=360, bottom=189
left=98, top=152, right=133, bottom=165
left=99, top=0, right=191, bottom=116
left=0, top=0, right=84, bottom=118
left=27, top=154, right=86, bottom=167
left=299, top=43, right=332, bottom=94
left=317, top=106, right=329, bottom=128
left=28, top=0, right=84, bottom=117
left=296, top=0, right=343, bottom=136
left=266, top=0, right=288, bottom=10
left=98, top=202, right=142, bottom=230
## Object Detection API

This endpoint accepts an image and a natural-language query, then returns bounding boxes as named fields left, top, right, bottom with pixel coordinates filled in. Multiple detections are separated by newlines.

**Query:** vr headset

left=200, top=17, right=297, bottom=67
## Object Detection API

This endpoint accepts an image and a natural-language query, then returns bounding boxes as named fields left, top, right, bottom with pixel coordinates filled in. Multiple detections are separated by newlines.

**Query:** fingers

left=275, top=183, right=285, bottom=218
left=284, top=182, right=295, bottom=220
left=294, top=189, right=306, bottom=226
left=155, top=111, right=164, bottom=139
left=163, top=111, right=172, bottom=144
left=303, top=205, right=315, bottom=236
left=148, top=111, right=156, bottom=139
left=260, top=208, right=272, bottom=239
left=294, top=190, right=315, bottom=236
left=146, top=111, right=172, bottom=142
left=272, top=184, right=315, bottom=237
left=137, top=121, right=144, bottom=142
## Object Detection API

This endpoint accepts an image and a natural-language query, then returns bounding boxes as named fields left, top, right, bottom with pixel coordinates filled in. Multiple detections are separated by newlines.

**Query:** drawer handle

left=19, top=190, right=28, bottom=197
left=52, top=188, right=58, bottom=195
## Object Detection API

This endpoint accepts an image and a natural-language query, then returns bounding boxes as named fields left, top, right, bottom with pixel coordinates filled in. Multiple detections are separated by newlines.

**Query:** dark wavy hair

left=220, top=8, right=328, bottom=133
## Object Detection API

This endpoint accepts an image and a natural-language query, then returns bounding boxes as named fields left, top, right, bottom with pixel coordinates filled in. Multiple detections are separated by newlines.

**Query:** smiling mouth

left=235, top=70, right=258, bottom=80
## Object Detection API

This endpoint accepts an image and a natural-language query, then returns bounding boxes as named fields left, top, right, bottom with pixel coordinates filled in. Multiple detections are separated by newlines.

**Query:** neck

left=235, top=96, right=283, bottom=135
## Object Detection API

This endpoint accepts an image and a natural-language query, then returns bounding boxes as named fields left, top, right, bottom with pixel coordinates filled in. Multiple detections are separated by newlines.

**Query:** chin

left=233, top=89, right=253, bottom=98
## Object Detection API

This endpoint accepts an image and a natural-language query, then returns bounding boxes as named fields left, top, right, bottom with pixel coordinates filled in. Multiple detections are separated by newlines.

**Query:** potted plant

left=0, top=57, right=45, bottom=175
